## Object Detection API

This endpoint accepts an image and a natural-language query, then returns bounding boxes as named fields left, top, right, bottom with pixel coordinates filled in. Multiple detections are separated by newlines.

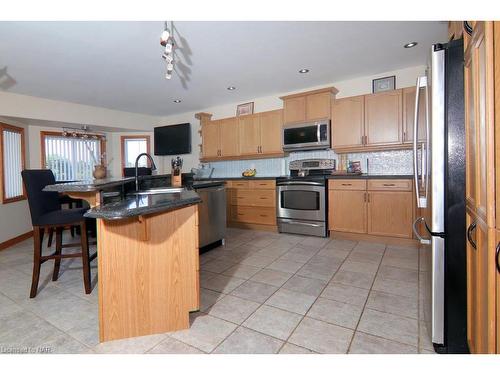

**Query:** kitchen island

left=45, top=177, right=202, bottom=342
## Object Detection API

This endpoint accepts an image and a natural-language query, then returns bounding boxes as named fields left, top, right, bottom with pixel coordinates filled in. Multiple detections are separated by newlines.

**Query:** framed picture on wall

left=372, top=75, right=396, bottom=93
left=236, top=102, right=254, bottom=116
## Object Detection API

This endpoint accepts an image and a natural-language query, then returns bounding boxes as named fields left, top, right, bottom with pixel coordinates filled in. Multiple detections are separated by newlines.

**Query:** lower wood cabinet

left=226, top=179, right=277, bottom=231
left=466, top=210, right=497, bottom=353
left=329, top=178, right=414, bottom=240
left=329, top=190, right=367, bottom=233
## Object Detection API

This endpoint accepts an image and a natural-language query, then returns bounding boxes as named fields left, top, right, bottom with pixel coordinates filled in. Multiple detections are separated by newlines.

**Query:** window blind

left=124, top=138, right=148, bottom=168
left=44, top=136, right=101, bottom=181
left=2, top=129, right=24, bottom=199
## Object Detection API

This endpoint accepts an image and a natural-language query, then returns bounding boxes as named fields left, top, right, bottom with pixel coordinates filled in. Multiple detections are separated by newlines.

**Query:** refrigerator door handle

left=412, top=217, right=431, bottom=245
left=413, top=77, right=422, bottom=207
left=423, top=74, right=430, bottom=206
left=413, top=76, right=428, bottom=209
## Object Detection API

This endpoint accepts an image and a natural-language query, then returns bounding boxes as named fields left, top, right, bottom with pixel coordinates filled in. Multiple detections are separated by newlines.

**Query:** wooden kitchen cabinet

left=200, top=110, right=282, bottom=161
left=239, top=114, right=260, bottom=155
left=497, top=230, right=500, bottom=354
left=403, top=86, right=426, bottom=144
left=367, top=191, right=413, bottom=238
left=364, top=89, right=402, bottom=146
left=331, top=95, right=365, bottom=149
left=328, top=178, right=414, bottom=240
left=226, top=179, right=277, bottom=231
left=201, top=120, right=220, bottom=159
left=281, top=87, right=338, bottom=125
left=329, top=189, right=367, bottom=234
left=283, top=96, right=306, bottom=124
left=219, top=117, right=240, bottom=157
left=259, top=109, right=283, bottom=155
left=306, top=92, right=332, bottom=121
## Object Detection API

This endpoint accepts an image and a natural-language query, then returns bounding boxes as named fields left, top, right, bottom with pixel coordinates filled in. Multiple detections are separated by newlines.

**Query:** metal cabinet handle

left=367, top=193, right=370, bottom=203
left=412, top=217, right=431, bottom=245
left=383, top=183, right=396, bottom=186
left=467, top=221, right=477, bottom=250
left=496, top=242, right=500, bottom=274
left=341, top=183, right=352, bottom=186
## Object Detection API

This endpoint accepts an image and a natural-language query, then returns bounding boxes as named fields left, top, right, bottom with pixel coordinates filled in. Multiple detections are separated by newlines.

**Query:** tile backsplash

left=207, top=149, right=415, bottom=178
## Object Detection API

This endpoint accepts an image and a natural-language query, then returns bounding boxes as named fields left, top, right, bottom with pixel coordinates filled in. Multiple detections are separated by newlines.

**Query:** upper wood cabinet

left=403, top=86, right=426, bottom=144
left=201, top=120, right=220, bottom=159
left=283, top=96, right=306, bottom=124
left=364, top=89, right=402, bottom=146
left=199, top=110, right=283, bottom=161
left=239, top=114, right=260, bottom=155
left=331, top=95, right=365, bottom=149
left=259, top=110, right=283, bottom=154
left=238, top=110, right=283, bottom=156
left=281, top=87, right=338, bottom=125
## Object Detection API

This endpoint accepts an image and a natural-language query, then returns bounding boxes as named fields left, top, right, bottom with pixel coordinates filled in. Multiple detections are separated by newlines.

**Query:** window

left=121, top=136, right=151, bottom=176
left=41, top=131, right=105, bottom=181
left=0, top=123, right=26, bottom=203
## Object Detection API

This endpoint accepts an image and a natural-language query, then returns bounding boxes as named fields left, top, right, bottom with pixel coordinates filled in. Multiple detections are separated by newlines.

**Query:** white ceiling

left=0, top=21, right=447, bottom=116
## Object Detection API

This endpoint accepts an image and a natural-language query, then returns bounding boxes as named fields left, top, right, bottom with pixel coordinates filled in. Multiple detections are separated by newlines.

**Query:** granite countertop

left=84, top=189, right=201, bottom=220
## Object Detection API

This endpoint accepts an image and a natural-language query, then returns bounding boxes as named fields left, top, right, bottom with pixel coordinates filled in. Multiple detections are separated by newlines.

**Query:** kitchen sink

left=129, top=187, right=185, bottom=195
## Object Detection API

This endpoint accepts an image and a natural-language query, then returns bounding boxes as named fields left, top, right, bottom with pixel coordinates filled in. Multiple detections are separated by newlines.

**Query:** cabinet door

left=367, top=191, right=413, bottom=238
left=219, top=117, right=240, bottom=157
left=202, top=120, right=220, bottom=159
left=329, top=190, right=367, bottom=233
left=402, top=86, right=426, bottom=144
left=331, top=96, right=365, bottom=149
left=259, top=110, right=283, bottom=154
left=306, top=92, right=331, bottom=121
left=496, top=230, right=500, bottom=354
left=365, top=89, right=402, bottom=146
left=466, top=214, right=497, bottom=353
left=283, top=96, right=306, bottom=124
left=465, top=41, right=478, bottom=212
left=238, top=114, right=260, bottom=155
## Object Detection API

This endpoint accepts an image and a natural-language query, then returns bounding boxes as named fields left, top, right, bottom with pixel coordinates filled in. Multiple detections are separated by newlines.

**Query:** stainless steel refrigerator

left=412, top=39, right=468, bottom=353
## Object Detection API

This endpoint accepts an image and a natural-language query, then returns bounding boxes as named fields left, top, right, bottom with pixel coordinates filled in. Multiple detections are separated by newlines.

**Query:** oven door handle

left=280, top=220, right=323, bottom=228
left=277, top=181, right=324, bottom=186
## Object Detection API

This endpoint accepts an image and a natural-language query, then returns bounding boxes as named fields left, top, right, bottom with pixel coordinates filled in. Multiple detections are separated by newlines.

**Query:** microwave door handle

left=413, top=77, right=422, bottom=207
left=317, top=123, right=321, bottom=143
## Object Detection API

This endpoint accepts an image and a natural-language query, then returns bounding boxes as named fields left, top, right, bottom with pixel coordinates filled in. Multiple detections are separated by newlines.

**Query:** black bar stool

left=21, top=169, right=97, bottom=298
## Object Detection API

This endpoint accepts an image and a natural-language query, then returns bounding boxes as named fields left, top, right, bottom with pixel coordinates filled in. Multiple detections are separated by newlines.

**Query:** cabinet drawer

left=231, top=206, right=276, bottom=225
left=231, top=190, right=276, bottom=207
left=329, top=179, right=367, bottom=190
left=249, top=180, right=276, bottom=190
left=229, top=180, right=250, bottom=189
left=368, top=179, right=412, bottom=191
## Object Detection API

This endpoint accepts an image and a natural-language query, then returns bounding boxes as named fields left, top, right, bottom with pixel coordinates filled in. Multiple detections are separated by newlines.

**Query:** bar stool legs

left=80, top=221, right=92, bottom=294
left=30, top=227, right=44, bottom=298
left=52, top=227, right=63, bottom=281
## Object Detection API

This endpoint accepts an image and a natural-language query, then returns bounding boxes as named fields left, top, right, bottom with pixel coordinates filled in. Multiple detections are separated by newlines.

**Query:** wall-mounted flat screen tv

left=154, top=123, right=191, bottom=155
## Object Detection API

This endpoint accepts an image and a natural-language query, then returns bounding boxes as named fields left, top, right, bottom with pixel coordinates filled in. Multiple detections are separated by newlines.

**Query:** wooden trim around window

left=0, top=123, right=26, bottom=204
left=40, top=131, right=107, bottom=169
left=120, top=135, right=151, bottom=176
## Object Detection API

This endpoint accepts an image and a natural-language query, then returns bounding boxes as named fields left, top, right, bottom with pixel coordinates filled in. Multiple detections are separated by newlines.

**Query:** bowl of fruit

left=242, top=168, right=257, bottom=177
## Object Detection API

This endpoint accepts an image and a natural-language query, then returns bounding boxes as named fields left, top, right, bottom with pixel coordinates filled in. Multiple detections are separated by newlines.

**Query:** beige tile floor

left=0, top=228, right=435, bottom=354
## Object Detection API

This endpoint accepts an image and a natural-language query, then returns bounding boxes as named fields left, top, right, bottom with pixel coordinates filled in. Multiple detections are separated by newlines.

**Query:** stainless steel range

left=276, top=159, right=335, bottom=237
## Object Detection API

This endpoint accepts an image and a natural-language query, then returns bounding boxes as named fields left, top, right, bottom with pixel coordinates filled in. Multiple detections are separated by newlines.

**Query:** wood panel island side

left=44, top=177, right=202, bottom=342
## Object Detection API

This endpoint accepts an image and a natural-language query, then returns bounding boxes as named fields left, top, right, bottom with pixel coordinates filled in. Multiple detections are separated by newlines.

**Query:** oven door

left=277, top=182, right=325, bottom=222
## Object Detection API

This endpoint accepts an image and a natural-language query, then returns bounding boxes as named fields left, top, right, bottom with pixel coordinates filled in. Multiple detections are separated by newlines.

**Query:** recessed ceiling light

left=173, top=99, right=181, bottom=103
left=404, top=42, right=418, bottom=48
left=299, top=68, right=310, bottom=74
left=227, top=86, right=236, bottom=91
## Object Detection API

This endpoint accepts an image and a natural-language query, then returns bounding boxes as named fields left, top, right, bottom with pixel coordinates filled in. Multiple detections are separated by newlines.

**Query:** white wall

left=156, top=65, right=426, bottom=172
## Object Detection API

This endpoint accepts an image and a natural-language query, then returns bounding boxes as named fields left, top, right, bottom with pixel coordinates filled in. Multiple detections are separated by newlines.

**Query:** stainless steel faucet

left=135, top=153, right=157, bottom=191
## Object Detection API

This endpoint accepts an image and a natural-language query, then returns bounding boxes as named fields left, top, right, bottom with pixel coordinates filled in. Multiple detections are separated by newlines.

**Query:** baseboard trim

left=330, top=231, right=418, bottom=247
left=0, top=230, right=33, bottom=251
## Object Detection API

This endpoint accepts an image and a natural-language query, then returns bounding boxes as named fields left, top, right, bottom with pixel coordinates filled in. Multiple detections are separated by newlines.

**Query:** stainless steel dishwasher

left=192, top=181, right=226, bottom=248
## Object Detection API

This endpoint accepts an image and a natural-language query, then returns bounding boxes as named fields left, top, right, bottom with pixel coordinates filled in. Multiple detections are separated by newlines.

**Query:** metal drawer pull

left=496, top=242, right=500, bottom=274
left=259, top=214, right=268, bottom=217
left=383, top=183, right=396, bottom=186
left=467, top=221, right=477, bottom=250
left=341, top=183, right=352, bottom=186
left=412, top=217, right=431, bottom=245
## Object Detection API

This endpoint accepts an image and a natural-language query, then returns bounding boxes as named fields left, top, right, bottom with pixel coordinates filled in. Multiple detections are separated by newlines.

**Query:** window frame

left=40, top=131, right=107, bottom=180
left=120, top=135, right=151, bottom=176
left=0, top=123, right=26, bottom=204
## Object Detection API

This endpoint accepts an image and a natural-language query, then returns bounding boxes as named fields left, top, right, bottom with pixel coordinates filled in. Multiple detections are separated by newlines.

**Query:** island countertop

left=84, top=189, right=201, bottom=220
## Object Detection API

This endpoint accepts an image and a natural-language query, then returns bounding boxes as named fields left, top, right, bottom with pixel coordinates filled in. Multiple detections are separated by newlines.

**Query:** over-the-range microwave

left=282, top=120, right=330, bottom=152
